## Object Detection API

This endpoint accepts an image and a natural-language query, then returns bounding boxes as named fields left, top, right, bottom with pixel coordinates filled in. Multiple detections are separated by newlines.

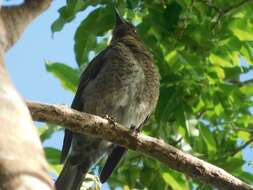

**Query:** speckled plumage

left=55, top=11, right=160, bottom=190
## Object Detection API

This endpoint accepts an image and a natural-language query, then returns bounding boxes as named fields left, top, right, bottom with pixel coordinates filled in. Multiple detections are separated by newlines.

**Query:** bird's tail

left=99, top=146, right=127, bottom=183
left=55, top=158, right=89, bottom=190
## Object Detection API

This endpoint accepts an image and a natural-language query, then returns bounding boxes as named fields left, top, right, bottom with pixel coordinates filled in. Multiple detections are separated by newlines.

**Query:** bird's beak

left=114, top=8, right=125, bottom=26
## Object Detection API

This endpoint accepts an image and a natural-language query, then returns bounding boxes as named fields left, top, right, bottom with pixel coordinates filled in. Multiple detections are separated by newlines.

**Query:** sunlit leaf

left=199, top=126, right=216, bottom=155
left=38, top=123, right=60, bottom=142
left=45, top=61, right=79, bottom=92
left=44, top=147, right=61, bottom=165
left=229, top=19, right=253, bottom=41
left=51, top=0, right=88, bottom=33
left=74, top=6, right=114, bottom=66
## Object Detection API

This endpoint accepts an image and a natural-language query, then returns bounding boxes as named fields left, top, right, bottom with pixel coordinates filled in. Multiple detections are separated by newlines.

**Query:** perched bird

left=55, top=10, right=160, bottom=190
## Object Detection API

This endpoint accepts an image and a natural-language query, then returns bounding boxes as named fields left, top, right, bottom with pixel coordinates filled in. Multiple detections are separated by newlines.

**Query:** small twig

left=171, top=137, right=183, bottom=147
left=232, top=126, right=253, bottom=133
left=227, top=78, right=253, bottom=86
left=196, top=111, right=206, bottom=119
left=222, top=0, right=251, bottom=14
left=240, top=78, right=253, bottom=86
left=205, top=0, right=252, bottom=30
left=230, top=138, right=253, bottom=157
left=204, top=0, right=222, bottom=13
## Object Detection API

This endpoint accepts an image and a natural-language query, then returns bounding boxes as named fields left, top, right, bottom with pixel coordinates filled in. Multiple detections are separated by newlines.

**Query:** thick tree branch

left=0, top=1, right=53, bottom=189
left=0, top=58, right=53, bottom=190
left=27, top=101, right=253, bottom=190
left=0, top=0, right=52, bottom=51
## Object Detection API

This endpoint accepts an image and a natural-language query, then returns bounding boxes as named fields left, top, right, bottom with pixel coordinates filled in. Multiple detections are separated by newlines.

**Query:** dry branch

left=27, top=101, right=253, bottom=190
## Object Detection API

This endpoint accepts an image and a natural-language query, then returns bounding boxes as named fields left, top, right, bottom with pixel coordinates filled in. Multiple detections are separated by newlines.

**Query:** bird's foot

left=104, top=115, right=116, bottom=127
left=130, top=125, right=140, bottom=137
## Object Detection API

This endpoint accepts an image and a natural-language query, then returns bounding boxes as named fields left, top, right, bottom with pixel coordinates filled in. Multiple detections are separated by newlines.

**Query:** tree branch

left=0, top=0, right=52, bottom=51
left=206, top=0, right=252, bottom=30
left=229, top=78, right=253, bottom=87
left=222, top=0, right=251, bottom=14
left=241, top=78, right=253, bottom=86
left=0, top=1, right=54, bottom=189
left=230, top=138, right=253, bottom=157
left=0, top=59, right=53, bottom=190
left=27, top=101, right=253, bottom=190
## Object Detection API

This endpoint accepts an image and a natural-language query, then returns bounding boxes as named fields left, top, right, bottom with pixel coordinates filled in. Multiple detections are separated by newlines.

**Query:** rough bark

left=27, top=101, right=253, bottom=190
left=0, top=1, right=53, bottom=189
left=0, top=0, right=52, bottom=51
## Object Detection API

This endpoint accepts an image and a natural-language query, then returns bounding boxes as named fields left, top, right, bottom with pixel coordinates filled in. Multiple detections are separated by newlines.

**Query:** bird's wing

left=60, top=129, right=73, bottom=163
left=99, top=114, right=152, bottom=183
left=60, top=47, right=110, bottom=163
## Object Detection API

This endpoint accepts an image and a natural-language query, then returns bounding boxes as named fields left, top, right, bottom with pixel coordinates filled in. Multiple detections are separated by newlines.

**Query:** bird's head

left=111, top=9, right=138, bottom=42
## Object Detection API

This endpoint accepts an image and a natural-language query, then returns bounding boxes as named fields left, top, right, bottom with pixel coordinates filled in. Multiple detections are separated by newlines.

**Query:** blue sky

left=6, top=1, right=83, bottom=148
left=4, top=0, right=253, bottom=188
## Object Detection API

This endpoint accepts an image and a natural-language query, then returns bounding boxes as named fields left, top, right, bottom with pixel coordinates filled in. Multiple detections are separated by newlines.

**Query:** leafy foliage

left=45, top=61, right=80, bottom=92
left=44, top=0, right=253, bottom=189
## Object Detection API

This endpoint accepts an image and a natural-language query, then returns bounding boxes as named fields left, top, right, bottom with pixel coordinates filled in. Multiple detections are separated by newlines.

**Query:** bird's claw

left=130, top=125, right=140, bottom=137
left=104, top=115, right=116, bottom=127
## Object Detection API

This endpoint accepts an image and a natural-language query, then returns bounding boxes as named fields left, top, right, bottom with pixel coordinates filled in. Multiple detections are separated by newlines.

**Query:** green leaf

left=199, top=126, right=216, bottom=155
left=214, top=103, right=224, bottom=116
left=51, top=0, right=87, bottom=33
left=209, top=50, right=239, bottom=68
left=51, top=17, right=66, bottom=33
left=38, top=123, right=60, bottom=142
left=238, top=131, right=251, bottom=141
left=45, top=61, right=79, bottom=92
left=240, top=84, right=253, bottom=97
left=162, top=172, right=182, bottom=190
left=220, top=155, right=245, bottom=173
left=148, top=172, right=167, bottom=190
left=161, top=170, right=188, bottom=190
left=165, top=50, right=187, bottom=70
left=49, top=164, right=62, bottom=176
left=232, top=29, right=253, bottom=41
left=163, top=2, right=182, bottom=32
left=240, top=43, right=253, bottom=66
left=44, top=147, right=61, bottom=165
left=155, top=86, right=175, bottom=123
left=237, top=171, right=253, bottom=184
left=229, top=19, right=253, bottom=41
left=74, top=6, right=114, bottom=66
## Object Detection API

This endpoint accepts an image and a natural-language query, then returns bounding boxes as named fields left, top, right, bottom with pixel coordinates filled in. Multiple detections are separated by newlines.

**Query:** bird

left=55, top=9, right=160, bottom=190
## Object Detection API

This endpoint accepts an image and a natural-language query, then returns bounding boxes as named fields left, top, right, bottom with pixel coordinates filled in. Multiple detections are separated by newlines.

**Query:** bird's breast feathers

left=79, top=42, right=159, bottom=129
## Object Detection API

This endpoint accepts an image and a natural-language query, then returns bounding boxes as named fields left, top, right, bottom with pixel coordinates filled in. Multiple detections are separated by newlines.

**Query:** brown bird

left=55, top=9, right=160, bottom=190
